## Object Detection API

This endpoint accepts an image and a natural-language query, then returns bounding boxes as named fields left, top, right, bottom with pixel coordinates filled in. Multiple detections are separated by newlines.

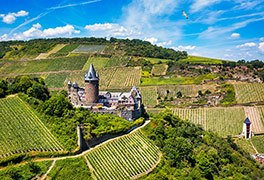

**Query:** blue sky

left=0, top=0, right=264, bottom=60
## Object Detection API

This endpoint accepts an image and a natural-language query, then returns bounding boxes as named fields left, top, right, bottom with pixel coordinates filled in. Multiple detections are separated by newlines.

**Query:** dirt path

left=41, top=160, right=56, bottom=180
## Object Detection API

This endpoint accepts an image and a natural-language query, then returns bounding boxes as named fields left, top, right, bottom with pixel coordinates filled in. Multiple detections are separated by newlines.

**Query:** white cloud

left=260, top=37, right=264, bottom=42
left=258, top=42, right=264, bottom=53
left=199, top=17, right=264, bottom=39
left=233, top=0, right=263, bottom=10
left=0, top=10, right=28, bottom=24
left=157, top=40, right=172, bottom=47
left=172, top=45, right=196, bottom=51
left=43, top=25, right=80, bottom=36
left=85, top=23, right=141, bottom=37
left=230, top=33, right=240, bottom=39
left=0, top=34, right=8, bottom=41
left=190, top=0, right=222, bottom=13
left=144, top=37, right=158, bottom=44
left=236, top=42, right=257, bottom=48
left=1, top=23, right=80, bottom=41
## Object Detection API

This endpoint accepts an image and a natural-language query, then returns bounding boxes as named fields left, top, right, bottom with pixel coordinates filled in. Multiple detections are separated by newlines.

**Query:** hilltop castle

left=67, top=64, right=142, bottom=120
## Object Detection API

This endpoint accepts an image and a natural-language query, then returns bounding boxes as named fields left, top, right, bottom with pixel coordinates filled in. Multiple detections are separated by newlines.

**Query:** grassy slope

left=141, top=73, right=218, bottom=86
left=178, top=55, right=224, bottom=64
left=48, top=158, right=92, bottom=180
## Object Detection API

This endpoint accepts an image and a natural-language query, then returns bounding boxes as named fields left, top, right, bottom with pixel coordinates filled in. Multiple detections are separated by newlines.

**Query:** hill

left=0, top=37, right=264, bottom=178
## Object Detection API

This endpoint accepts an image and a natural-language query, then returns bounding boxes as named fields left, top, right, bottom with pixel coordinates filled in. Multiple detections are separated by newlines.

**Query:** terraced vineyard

left=151, top=64, right=168, bottom=76
left=172, top=107, right=245, bottom=137
left=234, top=83, right=264, bottom=103
left=86, top=131, right=161, bottom=180
left=0, top=96, right=64, bottom=158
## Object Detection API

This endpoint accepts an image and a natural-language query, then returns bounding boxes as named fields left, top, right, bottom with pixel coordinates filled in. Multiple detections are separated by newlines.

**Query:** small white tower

left=242, top=117, right=252, bottom=139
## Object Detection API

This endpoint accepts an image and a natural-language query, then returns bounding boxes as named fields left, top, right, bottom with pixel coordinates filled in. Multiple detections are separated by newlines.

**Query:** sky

left=0, top=0, right=264, bottom=61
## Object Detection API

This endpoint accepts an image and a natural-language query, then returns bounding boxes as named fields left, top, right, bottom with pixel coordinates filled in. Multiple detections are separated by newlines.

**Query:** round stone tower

left=85, top=64, right=99, bottom=103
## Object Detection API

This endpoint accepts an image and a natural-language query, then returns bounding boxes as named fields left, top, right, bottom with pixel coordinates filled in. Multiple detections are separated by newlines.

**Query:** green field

left=172, top=107, right=245, bottom=137
left=234, top=83, right=264, bottom=104
left=145, top=57, right=171, bottom=64
left=178, top=56, right=224, bottom=64
left=86, top=131, right=160, bottom=180
left=0, top=56, right=88, bottom=75
left=82, top=56, right=109, bottom=70
left=141, top=73, right=218, bottom=86
left=139, top=86, right=158, bottom=107
left=151, top=64, right=168, bottom=76
left=252, top=135, right=264, bottom=153
left=48, top=158, right=92, bottom=180
left=157, top=84, right=217, bottom=98
left=72, top=45, right=105, bottom=53
left=0, top=96, right=64, bottom=158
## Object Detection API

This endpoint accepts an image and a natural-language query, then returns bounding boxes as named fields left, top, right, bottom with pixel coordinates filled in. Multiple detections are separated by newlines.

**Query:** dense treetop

left=0, top=37, right=187, bottom=60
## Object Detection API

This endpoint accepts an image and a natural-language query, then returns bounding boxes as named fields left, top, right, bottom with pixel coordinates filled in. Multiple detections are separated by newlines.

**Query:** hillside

left=0, top=113, right=263, bottom=179
left=0, top=37, right=264, bottom=179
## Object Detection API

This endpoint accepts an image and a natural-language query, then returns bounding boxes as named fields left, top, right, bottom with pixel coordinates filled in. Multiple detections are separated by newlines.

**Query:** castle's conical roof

left=244, top=117, right=251, bottom=124
left=85, top=64, right=99, bottom=81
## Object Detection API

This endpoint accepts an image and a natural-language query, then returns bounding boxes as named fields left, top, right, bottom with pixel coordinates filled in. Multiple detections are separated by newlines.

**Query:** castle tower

left=85, top=64, right=99, bottom=103
left=242, top=117, right=252, bottom=139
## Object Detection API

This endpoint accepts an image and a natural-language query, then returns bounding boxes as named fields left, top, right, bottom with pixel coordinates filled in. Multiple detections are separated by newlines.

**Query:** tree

left=176, top=91, right=182, bottom=98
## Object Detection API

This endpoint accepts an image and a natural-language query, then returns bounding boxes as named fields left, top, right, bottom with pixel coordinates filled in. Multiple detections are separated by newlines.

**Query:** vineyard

left=45, top=72, right=70, bottom=88
left=172, top=107, right=245, bottom=137
left=257, top=106, right=264, bottom=129
left=0, top=96, right=64, bottom=158
left=151, top=64, right=168, bottom=76
left=72, top=45, right=105, bottom=53
left=233, top=83, right=264, bottom=104
left=105, top=56, right=130, bottom=67
left=139, top=86, right=158, bottom=107
left=244, top=107, right=264, bottom=133
left=86, top=131, right=161, bottom=180
left=35, top=44, right=67, bottom=59
left=157, top=84, right=217, bottom=98
left=107, top=67, right=141, bottom=89
left=82, top=57, right=110, bottom=70
left=0, top=56, right=87, bottom=75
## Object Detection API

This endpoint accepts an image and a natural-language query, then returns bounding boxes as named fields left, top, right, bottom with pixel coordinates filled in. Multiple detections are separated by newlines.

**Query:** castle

left=67, top=64, right=142, bottom=120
